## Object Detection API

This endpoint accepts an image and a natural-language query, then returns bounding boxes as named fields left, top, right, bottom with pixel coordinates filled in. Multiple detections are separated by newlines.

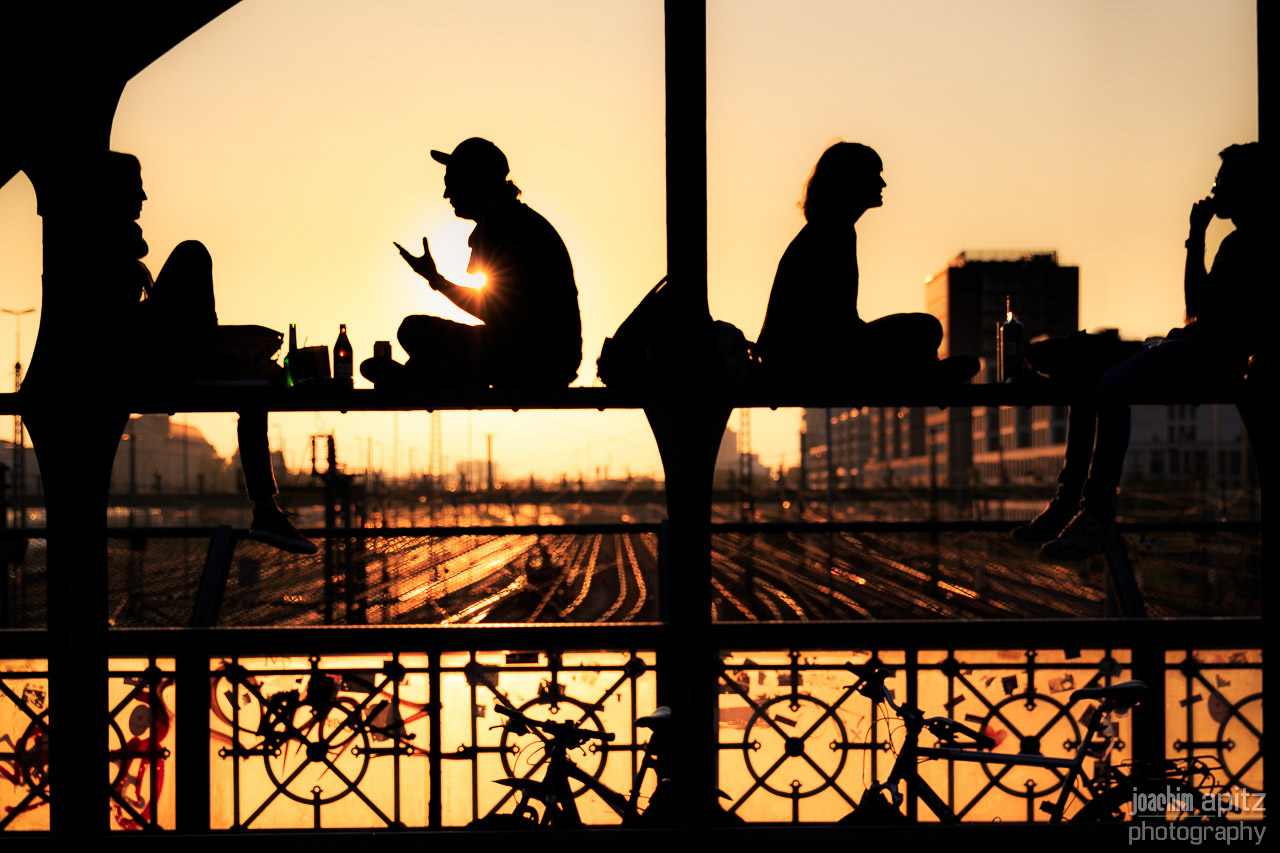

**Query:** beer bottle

left=334, top=323, right=353, bottom=385
left=997, top=295, right=1024, bottom=383
left=284, top=323, right=298, bottom=388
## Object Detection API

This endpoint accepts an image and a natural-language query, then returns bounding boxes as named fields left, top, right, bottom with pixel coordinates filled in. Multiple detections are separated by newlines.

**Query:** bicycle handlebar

left=845, top=662, right=900, bottom=710
left=846, top=663, right=994, bottom=749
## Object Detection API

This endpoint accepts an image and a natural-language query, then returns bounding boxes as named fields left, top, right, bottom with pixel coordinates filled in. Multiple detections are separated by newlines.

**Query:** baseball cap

left=430, top=138, right=510, bottom=182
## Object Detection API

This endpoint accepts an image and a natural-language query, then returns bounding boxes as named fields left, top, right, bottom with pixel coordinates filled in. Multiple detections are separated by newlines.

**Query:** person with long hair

left=105, top=152, right=315, bottom=555
left=756, top=142, right=976, bottom=383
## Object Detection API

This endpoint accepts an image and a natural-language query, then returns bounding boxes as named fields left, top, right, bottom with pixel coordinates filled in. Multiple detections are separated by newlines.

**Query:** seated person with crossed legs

left=365, top=138, right=582, bottom=391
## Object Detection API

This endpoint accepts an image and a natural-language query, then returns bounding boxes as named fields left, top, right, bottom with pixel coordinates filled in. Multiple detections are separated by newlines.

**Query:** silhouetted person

left=367, top=137, right=582, bottom=389
left=105, top=152, right=315, bottom=554
left=756, top=142, right=977, bottom=384
left=1020, top=143, right=1264, bottom=559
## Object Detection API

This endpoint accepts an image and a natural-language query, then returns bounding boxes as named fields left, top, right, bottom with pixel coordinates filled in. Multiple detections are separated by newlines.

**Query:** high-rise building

left=800, top=250, right=1252, bottom=495
left=860, top=251, right=1079, bottom=487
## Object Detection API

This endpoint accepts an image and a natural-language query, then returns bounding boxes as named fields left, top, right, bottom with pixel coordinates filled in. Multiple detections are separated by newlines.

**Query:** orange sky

left=0, top=0, right=1258, bottom=481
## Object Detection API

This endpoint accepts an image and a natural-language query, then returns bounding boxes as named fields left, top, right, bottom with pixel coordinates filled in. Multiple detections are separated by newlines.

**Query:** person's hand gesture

left=1189, top=196, right=1215, bottom=234
left=395, top=238, right=441, bottom=288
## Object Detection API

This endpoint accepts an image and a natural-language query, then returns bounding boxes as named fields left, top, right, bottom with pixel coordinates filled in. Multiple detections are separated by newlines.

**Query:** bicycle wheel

left=1069, top=783, right=1131, bottom=823
left=1070, top=773, right=1219, bottom=824
left=837, top=789, right=910, bottom=825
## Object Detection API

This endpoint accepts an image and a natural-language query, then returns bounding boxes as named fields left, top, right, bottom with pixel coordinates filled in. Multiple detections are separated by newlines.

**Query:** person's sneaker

left=248, top=508, right=318, bottom=555
left=1039, top=509, right=1112, bottom=560
left=1011, top=498, right=1077, bottom=543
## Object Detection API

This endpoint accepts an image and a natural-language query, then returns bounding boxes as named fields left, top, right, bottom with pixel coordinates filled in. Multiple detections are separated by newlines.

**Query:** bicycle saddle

left=1069, top=679, right=1147, bottom=709
left=637, top=706, right=672, bottom=730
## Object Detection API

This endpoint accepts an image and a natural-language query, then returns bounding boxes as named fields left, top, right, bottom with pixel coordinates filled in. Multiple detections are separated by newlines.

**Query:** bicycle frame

left=849, top=664, right=1140, bottom=824
left=485, top=704, right=669, bottom=827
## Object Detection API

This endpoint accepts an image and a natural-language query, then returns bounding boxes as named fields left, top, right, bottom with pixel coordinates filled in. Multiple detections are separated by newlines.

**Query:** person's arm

left=1183, top=197, right=1214, bottom=323
left=395, top=238, right=490, bottom=322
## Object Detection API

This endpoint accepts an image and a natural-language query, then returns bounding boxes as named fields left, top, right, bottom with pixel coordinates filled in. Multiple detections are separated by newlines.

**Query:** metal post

left=656, top=0, right=714, bottom=829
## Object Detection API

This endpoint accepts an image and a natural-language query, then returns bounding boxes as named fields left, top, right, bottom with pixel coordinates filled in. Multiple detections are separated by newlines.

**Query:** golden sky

left=0, top=0, right=1258, bottom=481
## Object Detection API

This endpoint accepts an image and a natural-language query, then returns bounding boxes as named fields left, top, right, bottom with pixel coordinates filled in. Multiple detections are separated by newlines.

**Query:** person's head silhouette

left=430, top=138, right=520, bottom=221
left=1212, top=142, right=1262, bottom=225
left=99, top=151, right=147, bottom=221
left=802, top=142, right=884, bottom=224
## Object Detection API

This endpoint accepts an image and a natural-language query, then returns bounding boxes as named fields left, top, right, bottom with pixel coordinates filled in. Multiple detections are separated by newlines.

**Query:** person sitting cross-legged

left=755, top=141, right=978, bottom=386
left=365, top=137, right=582, bottom=391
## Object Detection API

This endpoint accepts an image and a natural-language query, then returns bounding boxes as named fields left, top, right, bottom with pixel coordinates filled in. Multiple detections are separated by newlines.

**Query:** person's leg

left=397, top=315, right=481, bottom=362
left=239, top=408, right=316, bottom=554
left=1044, top=336, right=1232, bottom=558
left=1040, top=363, right=1140, bottom=559
left=364, top=315, right=486, bottom=386
left=862, top=313, right=982, bottom=382
left=1081, top=338, right=1226, bottom=514
left=1058, top=401, right=1097, bottom=500
left=1011, top=399, right=1096, bottom=541
left=238, top=409, right=277, bottom=506
left=861, top=313, right=943, bottom=372
left=398, top=315, right=453, bottom=361
left=1015, top=333, right=1142, bottom=543
left=150, top=241, right=218, bottom=378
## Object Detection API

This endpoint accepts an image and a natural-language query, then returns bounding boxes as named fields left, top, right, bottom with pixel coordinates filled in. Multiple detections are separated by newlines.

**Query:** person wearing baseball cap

left=371, top=137, right=582, bottom=389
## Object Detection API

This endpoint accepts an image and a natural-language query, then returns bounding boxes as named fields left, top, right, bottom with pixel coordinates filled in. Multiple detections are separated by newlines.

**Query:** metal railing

left=1, top=514, right=1264, bottom=834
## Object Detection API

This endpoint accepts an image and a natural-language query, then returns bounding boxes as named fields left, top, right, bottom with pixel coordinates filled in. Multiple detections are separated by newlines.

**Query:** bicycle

left=473, top=703, right=727, bottom=828
left=839, top=662, right=1225, bottom=824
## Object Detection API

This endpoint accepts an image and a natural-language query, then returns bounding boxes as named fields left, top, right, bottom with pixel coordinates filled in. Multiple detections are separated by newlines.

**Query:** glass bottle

left=997, top=295, right=1024, bottom=383
left=334, top=323, right=353, bottom=384
left=284, top=323, right=298, bottom=388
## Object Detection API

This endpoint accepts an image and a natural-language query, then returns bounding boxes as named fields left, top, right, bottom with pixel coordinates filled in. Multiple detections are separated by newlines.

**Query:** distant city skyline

left=0, top=1, right=1258, bottom=480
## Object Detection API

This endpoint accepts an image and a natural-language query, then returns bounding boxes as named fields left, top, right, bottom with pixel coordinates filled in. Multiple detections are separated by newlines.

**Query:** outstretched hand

left=1189, top=196, right=1215, bottom=233
left=395, top=238, right=441, bottom=288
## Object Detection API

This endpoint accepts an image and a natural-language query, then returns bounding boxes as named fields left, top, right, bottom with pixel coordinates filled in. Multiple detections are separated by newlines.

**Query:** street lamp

left=3, top=308, right=34, bottom=529
left=2, top=307, right=35, bottom=415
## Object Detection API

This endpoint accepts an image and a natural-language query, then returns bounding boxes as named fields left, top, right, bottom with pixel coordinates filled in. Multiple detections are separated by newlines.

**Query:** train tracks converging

left=82, top=499, right=1261, bottom=628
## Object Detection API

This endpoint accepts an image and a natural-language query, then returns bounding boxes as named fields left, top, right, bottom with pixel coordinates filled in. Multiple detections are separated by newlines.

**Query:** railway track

left=79, top=502, right=1257, bottom=629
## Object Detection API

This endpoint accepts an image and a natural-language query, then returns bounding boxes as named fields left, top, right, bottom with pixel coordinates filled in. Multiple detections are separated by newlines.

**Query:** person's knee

left=899, top=313, right=942, bottom=355
left=1096, top=361, right=1136, bottom=407
left=172, top=239, right=211, bottom=260
left=398, top=315, right=429, bottom=351
left=921, top=314, right=943, bottom=349
left=1097, top=345, right=1159, bottom=403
